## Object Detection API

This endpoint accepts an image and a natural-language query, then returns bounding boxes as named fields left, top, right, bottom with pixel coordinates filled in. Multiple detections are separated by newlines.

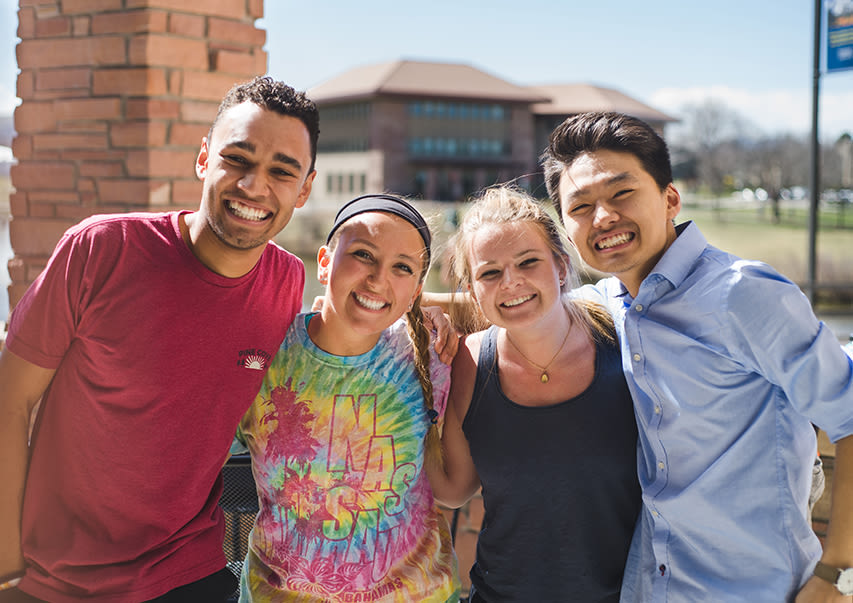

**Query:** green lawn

left=677, top=200, right=853, bottom=310
left=679, top=202, right=852, bottom=282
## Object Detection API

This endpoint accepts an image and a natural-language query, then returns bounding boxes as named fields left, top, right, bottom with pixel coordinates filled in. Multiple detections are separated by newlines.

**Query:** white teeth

left=597, top=232, right=632, bottom=250
left=503, top=294, right=533, bottom=307
left=354, top=293, right=385, bottom=310
left=228, top=200, right=270, bottom=222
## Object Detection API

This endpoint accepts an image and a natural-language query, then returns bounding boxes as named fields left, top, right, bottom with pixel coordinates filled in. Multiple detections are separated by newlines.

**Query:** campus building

left=308, top=60, right=676, bottom=203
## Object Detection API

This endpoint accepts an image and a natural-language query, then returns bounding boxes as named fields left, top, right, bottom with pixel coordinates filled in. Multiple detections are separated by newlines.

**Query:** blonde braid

left=405, top=294, right=443, bottom=472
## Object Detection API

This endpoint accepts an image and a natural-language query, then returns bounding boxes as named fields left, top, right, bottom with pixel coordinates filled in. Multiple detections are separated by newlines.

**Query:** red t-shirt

left=6, top=212, right=304, bottom=602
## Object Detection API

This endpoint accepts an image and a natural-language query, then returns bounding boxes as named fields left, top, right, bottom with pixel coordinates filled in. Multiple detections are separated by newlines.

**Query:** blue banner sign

left=827, top=0, right=853, bottom=72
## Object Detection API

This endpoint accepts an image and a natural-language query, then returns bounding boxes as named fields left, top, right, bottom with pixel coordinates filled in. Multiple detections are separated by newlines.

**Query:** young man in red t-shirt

left=0, top=76, right=318, bottom=602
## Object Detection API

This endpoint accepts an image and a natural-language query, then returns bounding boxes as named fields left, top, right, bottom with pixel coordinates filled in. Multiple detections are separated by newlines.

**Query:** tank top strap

left=467, top=325, right=499, bottom=420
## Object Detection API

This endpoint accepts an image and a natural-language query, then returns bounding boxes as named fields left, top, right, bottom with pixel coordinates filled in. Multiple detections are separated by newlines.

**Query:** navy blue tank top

left=463, top=326, right=640, bottom=602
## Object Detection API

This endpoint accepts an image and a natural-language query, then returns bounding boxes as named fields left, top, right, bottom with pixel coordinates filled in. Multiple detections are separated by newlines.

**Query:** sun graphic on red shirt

left=244, top=355, right=266, bottom=370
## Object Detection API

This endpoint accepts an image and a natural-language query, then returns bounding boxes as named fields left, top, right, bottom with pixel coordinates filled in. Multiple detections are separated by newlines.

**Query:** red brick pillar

left=8, top=0, right=266, bottom=307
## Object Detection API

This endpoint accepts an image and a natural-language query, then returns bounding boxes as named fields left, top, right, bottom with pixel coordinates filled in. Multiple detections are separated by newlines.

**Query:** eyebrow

left=226, top=140, right=304, bottom=171
left=565, top=171, right=636, bottom=201
left=350, top=237, right=423, bottom=263
left=474, top=248, right=542, bottom=269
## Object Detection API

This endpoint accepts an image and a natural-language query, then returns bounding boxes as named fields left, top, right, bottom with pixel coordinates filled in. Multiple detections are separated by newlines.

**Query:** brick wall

left=8, top=0, right=267, bottom=307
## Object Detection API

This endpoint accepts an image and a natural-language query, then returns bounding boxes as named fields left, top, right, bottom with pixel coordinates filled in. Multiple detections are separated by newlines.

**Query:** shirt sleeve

left=570, top=281, right=608, bottom=305
left=723, top=260, right=853, bottom=442
left=6, top=227, right=89, bottom=368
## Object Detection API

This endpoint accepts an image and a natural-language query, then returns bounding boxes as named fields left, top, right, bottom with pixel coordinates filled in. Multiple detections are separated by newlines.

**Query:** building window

left=407, top=101, right=510, bottom=121
left=408, top=136, right=509, bottom=158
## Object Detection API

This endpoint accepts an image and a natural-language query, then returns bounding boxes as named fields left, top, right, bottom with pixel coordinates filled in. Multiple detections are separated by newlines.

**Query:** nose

left=365, top=263, right=386, bottom=287
left=500, top=266, right=520, bottom=289
left=237, top=168, right=269, bottom=197
left=592, top=202, right=618, bottom=228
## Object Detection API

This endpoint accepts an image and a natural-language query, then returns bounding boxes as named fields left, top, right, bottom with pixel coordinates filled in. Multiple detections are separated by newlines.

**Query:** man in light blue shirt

left=543, top=111, right=853, bottom=602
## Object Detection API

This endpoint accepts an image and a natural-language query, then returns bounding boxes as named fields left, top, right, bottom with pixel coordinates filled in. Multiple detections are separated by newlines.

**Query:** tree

left=835, top=133, right=852, bottom=189
left=670, top=99, right=755, bottom=212
left=747, top=135, right=810, bottom=223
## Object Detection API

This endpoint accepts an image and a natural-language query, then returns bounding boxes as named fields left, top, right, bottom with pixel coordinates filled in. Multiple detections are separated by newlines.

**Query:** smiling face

left=192, top=101, right=315, bottom=271
left=317, top=212, right=427, bottom=351
left=558, top=149, right=681, bottom=296
left=466, top=220, right=567, bottom=330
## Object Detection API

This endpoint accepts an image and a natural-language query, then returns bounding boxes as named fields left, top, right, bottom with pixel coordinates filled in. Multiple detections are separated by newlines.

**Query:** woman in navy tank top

left=428, top=185, right=641, bottom=602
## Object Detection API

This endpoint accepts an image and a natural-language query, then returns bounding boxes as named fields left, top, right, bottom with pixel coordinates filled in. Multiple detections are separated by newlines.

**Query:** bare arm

left=0, top=348, right=55, bottom=582
left=420, top=292, right=455, bottom=314
left=796, top=433, right=853, bottom=602
left=426, top=334, right=482, bottom=508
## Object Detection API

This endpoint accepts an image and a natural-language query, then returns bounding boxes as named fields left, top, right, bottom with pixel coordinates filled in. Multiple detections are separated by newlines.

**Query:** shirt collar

left=646, top=220, right=706, bottom=290
left=603, top=221, right=707, bottom=307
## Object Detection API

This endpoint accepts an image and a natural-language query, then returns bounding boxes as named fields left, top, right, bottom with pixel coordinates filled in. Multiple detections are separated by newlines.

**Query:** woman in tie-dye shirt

left=234, top=195, right=460, bottom=602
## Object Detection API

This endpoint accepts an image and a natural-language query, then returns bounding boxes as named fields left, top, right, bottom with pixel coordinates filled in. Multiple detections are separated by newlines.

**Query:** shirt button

left=658, top=461, right=665, bottom=470
left=635, top=304, right=644, bottom=312
left=633, top=353, right=641, bottom=362
left=652, top=510, right=659, bottom=517
left=654, top=406, right=661, bottom=414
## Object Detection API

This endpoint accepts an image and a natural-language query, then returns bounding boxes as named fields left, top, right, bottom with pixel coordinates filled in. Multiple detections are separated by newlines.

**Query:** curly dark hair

left=210, top=75, right=320, bottom=172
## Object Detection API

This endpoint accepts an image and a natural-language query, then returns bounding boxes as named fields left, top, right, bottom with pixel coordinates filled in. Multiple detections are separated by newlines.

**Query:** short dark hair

left=542, top=111, right=672, bottom=217
left=210, top=75, right=320, bottom=172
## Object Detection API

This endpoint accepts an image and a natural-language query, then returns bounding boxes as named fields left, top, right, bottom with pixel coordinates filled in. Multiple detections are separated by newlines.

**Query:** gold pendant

left=540, top=372, right=549, bottom=384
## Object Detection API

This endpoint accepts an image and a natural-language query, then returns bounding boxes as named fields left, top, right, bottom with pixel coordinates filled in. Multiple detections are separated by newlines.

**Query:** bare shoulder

left=454, top=330, right=486, bottom=376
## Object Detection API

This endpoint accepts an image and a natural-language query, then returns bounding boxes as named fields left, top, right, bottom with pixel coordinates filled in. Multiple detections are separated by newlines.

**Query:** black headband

left=326, top=194, right=432, bottom=263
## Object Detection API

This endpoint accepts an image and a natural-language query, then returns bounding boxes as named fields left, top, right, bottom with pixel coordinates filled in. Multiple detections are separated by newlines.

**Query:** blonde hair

left=450, top=185, right=616, bottom=343
left=326, top=203, right=443, bottom=471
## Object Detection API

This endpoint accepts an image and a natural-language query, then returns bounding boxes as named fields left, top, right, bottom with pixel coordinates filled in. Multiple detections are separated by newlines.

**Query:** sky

left=1, top=0, right=853, bottom=142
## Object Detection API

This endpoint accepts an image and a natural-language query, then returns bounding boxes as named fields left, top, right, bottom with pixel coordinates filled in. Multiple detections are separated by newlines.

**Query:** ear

left=558, top=254, right=570, bottom=286
left=195, top=137, right=210, bottom=181
left=295, top=170, right=316, bottom=209
left=317, top=245, right=331, bottom=285
left=466, top=282, right=476, bottom=302
left=664, top=183, right=681, bottom=221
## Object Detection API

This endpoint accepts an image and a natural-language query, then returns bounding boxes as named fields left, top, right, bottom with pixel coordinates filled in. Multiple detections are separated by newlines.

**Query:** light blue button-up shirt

left=580, top=222, right=853, bottom=602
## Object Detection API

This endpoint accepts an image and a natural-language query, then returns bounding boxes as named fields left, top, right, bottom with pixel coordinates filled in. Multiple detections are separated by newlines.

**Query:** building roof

left=528, top=83, right=677, bottom=123
left=308, top=59, right=548, bottom=104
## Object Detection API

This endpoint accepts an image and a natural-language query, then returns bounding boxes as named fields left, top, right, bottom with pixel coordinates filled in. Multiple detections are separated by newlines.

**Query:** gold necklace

left=504, top=323, right=572, bottom=384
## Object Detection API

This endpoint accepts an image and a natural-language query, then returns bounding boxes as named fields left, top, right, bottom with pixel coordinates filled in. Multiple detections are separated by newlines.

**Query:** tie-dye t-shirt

left=237, top=313, right=459, bottom=602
